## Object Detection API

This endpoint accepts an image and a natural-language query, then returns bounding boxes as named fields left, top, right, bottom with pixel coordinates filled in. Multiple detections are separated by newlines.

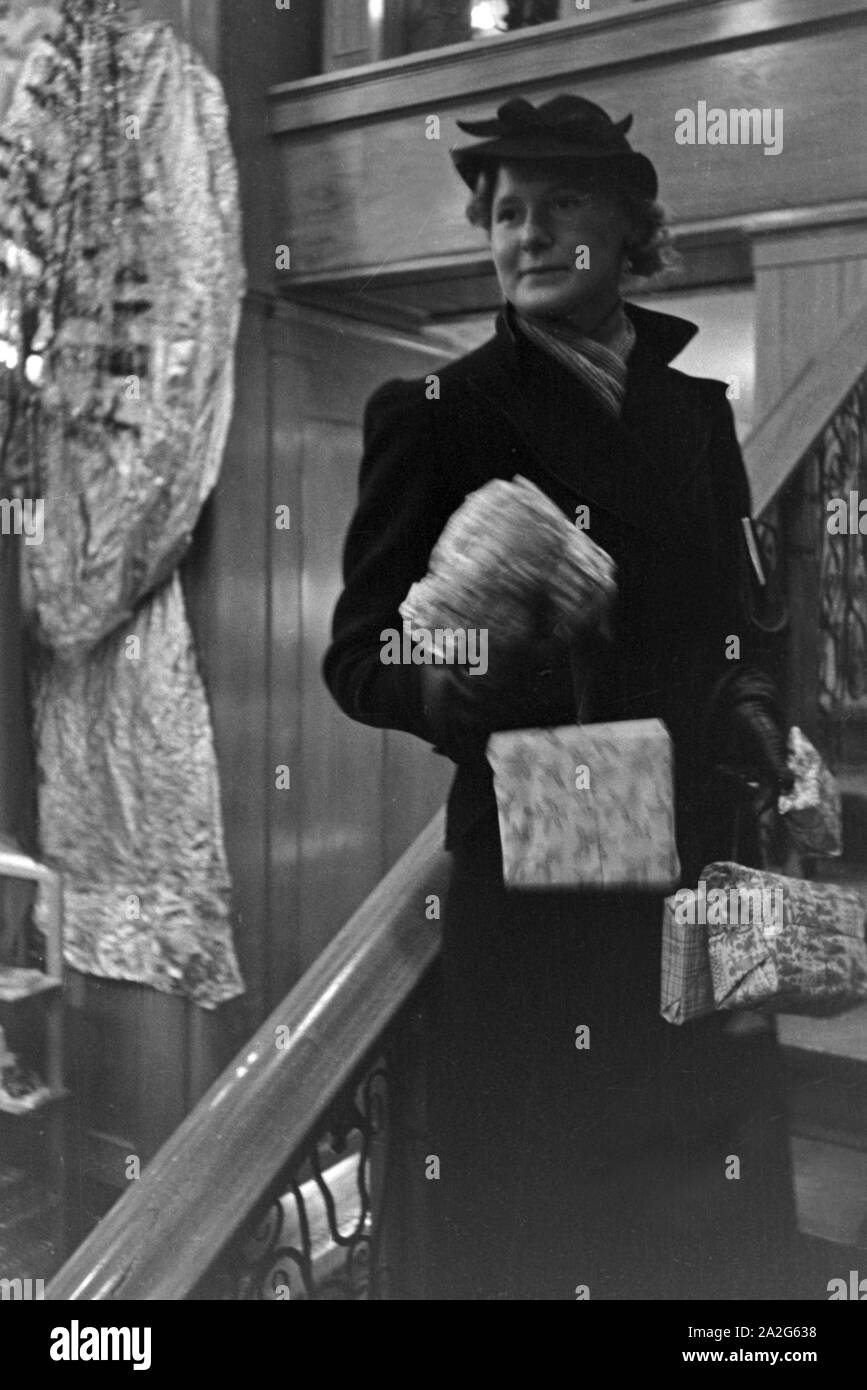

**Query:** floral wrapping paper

left=703, top=861, right=867, bottom=1016
left=778, top=726, right=843, bottom=857
left=486, top=719, right=680, bottom=890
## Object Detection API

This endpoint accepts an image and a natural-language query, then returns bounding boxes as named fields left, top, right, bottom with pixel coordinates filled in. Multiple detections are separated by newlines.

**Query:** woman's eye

left=552, top=195, right=586, bottom=211
left=495, top=206, right=519, bottom=224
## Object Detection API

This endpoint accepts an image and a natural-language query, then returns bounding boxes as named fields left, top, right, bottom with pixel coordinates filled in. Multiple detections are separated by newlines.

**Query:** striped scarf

left=516, top=302, right=637, bottom=417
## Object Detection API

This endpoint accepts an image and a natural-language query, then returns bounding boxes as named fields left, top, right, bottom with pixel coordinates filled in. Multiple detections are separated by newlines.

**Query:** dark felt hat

left=451, top=94, right=658, bottom=200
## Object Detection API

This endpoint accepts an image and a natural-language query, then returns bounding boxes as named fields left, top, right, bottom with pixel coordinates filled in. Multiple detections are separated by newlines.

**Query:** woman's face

left=489, top=163, right=630, bottom=326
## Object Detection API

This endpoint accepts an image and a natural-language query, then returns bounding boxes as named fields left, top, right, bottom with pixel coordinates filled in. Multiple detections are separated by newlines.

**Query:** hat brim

left=451, top=136, right=658, bottom=200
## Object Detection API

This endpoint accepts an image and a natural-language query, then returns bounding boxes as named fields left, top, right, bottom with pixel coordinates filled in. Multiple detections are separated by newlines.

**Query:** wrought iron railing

left=744, top=300, right=867, bottom=761
left=194, top=1049, right=391, bottom=1300
left=815, top=370, right=867, bottom=741
left=192, top=996, right=432, bottom=1302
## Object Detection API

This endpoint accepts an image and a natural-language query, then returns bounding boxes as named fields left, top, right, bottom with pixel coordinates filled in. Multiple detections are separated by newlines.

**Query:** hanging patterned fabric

left=0, top=0, right=245, bottom=1007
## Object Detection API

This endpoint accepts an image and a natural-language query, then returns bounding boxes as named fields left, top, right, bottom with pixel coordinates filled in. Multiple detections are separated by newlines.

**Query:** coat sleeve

left=699, top=385, right=789, bottom=758
left=322, top=377, right=463, bottom=741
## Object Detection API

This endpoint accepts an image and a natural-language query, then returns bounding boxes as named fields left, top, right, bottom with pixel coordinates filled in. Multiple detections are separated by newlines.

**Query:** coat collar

left=496, top=298, right=699, bottom=364
left=623, top=300, right=698, bottom=362
left=460, top=301, right=712, bottom=554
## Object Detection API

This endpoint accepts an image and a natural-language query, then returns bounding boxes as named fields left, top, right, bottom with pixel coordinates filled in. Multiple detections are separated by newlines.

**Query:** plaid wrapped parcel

left=660, top=894, right=716, bottom=1025
left=486, top=718, right=680, bottom=890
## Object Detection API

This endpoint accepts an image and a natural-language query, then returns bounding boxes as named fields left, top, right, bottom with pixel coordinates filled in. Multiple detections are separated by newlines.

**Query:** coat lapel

left=461, top=307, right=715, bottom=556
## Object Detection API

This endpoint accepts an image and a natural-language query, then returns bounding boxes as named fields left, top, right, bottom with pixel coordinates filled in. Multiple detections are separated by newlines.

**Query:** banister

left=745, top=298, right=867, bottom=517
left=46, top=807, right=449, bottom=1301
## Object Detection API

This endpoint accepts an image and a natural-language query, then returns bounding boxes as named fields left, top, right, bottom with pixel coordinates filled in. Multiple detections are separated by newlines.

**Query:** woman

left=324, top=95, right=799, bottom=1300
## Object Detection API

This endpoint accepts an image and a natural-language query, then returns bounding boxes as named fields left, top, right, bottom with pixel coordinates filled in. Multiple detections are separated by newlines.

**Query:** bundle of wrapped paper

left=400, top=476, right=616, bottom=663
left=778, top=726, right=842, bottom=857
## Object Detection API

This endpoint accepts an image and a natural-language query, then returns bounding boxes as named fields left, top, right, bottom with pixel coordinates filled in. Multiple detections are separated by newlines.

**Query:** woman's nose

left=519, top=211, right=553, bottom=249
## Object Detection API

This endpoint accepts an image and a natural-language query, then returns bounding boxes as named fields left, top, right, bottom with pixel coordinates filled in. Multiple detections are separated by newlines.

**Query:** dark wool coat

left=324, top=303, right=799, bottom=1301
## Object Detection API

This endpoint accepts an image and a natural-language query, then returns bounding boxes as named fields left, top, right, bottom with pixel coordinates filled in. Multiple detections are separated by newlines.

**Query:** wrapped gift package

left=703, top=861, right=867, bottom=1016
left=778, top=726, right=842, bottom=857
left=660, top=894, right=716, bottom=1025
left=400, top=475, right=617, bottom=667
left=486, top=718, right=680, bottom=890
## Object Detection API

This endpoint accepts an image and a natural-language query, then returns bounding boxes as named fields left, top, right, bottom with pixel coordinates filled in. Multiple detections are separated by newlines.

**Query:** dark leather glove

left=729, top=700, right=795, bottom=806
left=420, top=633, right=582, bottom=764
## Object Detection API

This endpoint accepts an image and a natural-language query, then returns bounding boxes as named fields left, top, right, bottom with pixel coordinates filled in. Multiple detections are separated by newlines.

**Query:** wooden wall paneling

left=841, top=258, right=867, bottom=310
left=265, top=358, right=304, bottom=1013
left=752, top=224, right=867, bottom=421
left=276, top=307, right=451, bottom=422
left=297, top=417, right=387, bottom=975
left=183, top=998, right=239, bottom=1111
left=270, top=307, right=379, bottom=985
left=269, top=303, right=456, bottom=974
left=269, top=3, right=867, bottom=282
left=124, top=987, right=189, bottom=1162
left=66, top=975, right=187, bottom=1172
left=183, top=298, right=273, bottom=1030
left=753, top=264, right=785, bottom=421
left=323, top=0, right=378, bottom=72
left=218, top=0, right=321, bottom=297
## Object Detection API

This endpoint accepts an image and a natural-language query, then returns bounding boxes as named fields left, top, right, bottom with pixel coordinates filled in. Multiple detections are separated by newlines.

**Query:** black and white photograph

left=0, top=0, right=866, bottom=1344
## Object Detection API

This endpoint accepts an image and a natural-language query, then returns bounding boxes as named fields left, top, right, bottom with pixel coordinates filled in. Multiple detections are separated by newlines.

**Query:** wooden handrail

left=47, top=808, right=449, bottom=1301
left=745, top=298, right=867, bottom=516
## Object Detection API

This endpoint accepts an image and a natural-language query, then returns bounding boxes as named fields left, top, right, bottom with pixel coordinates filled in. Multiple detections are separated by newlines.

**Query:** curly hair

left=465, top=161, right=679, bottom=284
